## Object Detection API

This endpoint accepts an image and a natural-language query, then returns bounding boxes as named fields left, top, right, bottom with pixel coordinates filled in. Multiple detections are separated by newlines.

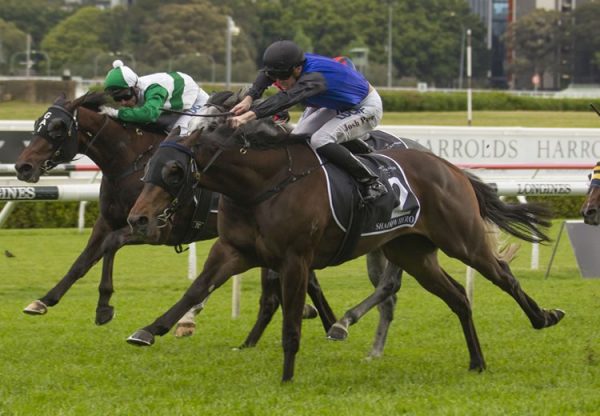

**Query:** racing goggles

left=265, top=67, right=295, bottom=81
left=110, top=88, right=135, bottom=102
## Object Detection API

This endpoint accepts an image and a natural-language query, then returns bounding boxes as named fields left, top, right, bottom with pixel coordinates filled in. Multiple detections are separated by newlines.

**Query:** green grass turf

left=0, top=223, right=599, bottom=415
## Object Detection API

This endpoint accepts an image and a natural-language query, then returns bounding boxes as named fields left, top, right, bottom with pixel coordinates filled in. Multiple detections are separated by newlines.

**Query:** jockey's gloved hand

left=273, top=110, right=290, bottom=124
left=99, top=106, right=118, bottom=118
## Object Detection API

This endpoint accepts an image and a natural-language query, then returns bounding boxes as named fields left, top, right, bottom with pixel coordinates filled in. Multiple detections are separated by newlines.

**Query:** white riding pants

left=175, top=89, right=210, bottom=135
left=291, top=89, right=383, bottom=149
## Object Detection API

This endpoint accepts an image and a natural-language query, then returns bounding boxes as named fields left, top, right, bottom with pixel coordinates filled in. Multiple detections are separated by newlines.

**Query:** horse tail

left=466, top=171, right=552, bottom=243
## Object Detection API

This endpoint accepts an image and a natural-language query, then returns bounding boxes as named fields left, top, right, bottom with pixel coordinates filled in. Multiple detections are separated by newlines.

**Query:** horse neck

left=77, top=108, right=159, bottom=178
left=198, top=144, right=309, bottom=202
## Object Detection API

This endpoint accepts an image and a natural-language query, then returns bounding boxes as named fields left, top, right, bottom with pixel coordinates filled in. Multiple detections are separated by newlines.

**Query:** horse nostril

left=128, top=215, right=149, bottom=230
left=15, top=162, right=32, bottom=174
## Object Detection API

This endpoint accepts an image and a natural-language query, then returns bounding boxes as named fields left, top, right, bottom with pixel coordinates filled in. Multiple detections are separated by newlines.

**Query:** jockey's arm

left=246, top=71, right=275, bottom=101
left=117, top=84, right=168, bottom=124
left=251, top=72, right=326, bottom=120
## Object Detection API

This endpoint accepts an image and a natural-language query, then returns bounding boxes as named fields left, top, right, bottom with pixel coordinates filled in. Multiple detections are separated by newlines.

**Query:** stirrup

left=362, top=180, right=387, bottom=201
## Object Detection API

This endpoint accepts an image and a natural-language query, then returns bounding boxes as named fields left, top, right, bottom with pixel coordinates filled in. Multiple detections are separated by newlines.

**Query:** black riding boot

left=317, top=143, right=387, bottom=201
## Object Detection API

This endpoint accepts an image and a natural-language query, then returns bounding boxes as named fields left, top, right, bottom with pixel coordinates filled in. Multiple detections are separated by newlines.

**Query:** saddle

left=341, top=130, right=413, bottom=154
left=314, top=132, right=421, bottom=265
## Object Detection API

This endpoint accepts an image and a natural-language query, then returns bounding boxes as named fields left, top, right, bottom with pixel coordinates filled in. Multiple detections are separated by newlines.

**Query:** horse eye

left=48, top=119, right=66, bottom=139
left=161, top=162, right=184, bottom=186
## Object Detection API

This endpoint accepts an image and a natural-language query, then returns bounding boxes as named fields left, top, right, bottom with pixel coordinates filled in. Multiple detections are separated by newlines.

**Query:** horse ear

left=223, top=91, right=241, bottom=108
left=190, top=127, right=203, bottom=139
left=225, top=86, right=250, bottom=108
left=53, top=94, right=67, bottom=105
left=165, top=126, right=182, bottom=141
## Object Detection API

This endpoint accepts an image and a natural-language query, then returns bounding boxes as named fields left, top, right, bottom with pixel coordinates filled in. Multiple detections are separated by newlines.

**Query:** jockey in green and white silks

left=101, top=60, right=209, bottom=134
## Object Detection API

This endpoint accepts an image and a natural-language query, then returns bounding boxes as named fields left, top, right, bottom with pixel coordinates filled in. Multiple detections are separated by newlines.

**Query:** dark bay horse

left=13, top=93, right=338, bottom=344
left=126, top=123, right=565, bottom=381
left=13, top=92, right=407, bottom=356
left=581, top=162, right=600, bottom=225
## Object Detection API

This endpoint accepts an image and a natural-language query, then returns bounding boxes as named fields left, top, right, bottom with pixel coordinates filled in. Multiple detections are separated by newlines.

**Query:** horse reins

left=80, top=114, right=110, bottom=157
left=160, top=107, right=234, bottom=118
left=248, top=147, right=323, bottom=205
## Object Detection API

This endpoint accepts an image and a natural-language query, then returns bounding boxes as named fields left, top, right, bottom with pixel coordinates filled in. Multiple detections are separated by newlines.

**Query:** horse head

left=129, top=116, right=306, bottom=241
left=128, top=127, right=202, bottom=238
left=14, top=92, right=108, bottom=182
left=581, top=162, right=600, bottom=225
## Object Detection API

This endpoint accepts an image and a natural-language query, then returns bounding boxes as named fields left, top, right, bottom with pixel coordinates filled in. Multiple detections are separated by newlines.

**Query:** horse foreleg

left=23, top=217, right=111, bottom=315
left=127, top=239, right=253, bottom=346
left=240, top=268, right=336, bottom=348
left=327, top=251, right=402, bottom=351
left=279, top=255, right=310, bottom=382
left=174, top=300, right=210, bottom=338
left=306, top=270, right=337, bottom=333
left=240, top=268, right=281, bottom=348
left=95, top=227, right=135, bottom=325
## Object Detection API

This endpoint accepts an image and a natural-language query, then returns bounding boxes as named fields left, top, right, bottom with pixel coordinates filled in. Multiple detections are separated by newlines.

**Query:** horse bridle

left=147, top=141, right=202, bottom=228
left=34, top=103, right=110, bottom=173
left=34, top=104, right=79, bottom=173
left=147, top=130, right=321, bottom=228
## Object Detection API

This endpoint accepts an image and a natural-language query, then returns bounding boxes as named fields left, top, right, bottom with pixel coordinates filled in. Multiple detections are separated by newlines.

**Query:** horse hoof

left=326, top=323, right=349, bottom=341
left=95, top=306, right=115, bottom=325
left=23, top=300, right=48, bottom=315
left=548, top=308, right=566, bottom=327
left=469, top=360, right=486, bottom=372
left=174, top=322, right=196, bottom=338
left=302, top=304, right=318, bottom=320
left=233, top=344, right=251, bottom=351
left=126, top=329, right=155, bottom=346
left=367, top=350, right=383, bottom=360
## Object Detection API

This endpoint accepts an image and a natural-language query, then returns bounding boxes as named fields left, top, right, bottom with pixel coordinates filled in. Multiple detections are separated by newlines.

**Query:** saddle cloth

left=317, top=150, right=421, bottom=236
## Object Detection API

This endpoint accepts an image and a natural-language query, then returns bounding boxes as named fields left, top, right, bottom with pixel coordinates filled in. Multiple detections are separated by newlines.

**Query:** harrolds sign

left=382, top=126, right=600, bottom=165
left=2, top=121, right=599, bottom=165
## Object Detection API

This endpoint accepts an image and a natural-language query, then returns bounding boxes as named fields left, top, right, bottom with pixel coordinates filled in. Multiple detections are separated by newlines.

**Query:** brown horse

left=13, top=92, right=339, bottom=343
left=581, top=162, right=600, bottom=225
left=126, top=121, right=565, bottom=381
left=13, top=92, right=410, bottom=355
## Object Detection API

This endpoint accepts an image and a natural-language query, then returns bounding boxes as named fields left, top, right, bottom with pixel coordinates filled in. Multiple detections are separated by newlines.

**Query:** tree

left=248, top=0, right=487, bottom=87
left=504, top=9, right=568, bottom=89
left=0, top=0, right=70, bottom=45
left=41, top=7, right=106, bottom=75
left=572, top=2, right=600, bottom=83
left=0, top=18, right=28, bottom=75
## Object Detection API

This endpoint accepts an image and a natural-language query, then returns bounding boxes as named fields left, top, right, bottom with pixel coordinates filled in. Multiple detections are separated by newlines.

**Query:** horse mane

left=206, top=90, right=236, bottom=107
left=72, top=92, right=108, bottom=112
left=191, top=88, right=305, bottom=150
left=204, top=120, right=306, bottom=151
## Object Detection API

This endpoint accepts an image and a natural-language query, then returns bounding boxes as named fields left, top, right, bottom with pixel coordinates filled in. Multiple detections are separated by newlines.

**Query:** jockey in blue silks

left=229, top=40, right=386, bottom=201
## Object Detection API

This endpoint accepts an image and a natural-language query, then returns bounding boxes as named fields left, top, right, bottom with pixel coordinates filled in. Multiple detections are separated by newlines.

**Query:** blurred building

left=467, top=0, right=590, bottom=90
